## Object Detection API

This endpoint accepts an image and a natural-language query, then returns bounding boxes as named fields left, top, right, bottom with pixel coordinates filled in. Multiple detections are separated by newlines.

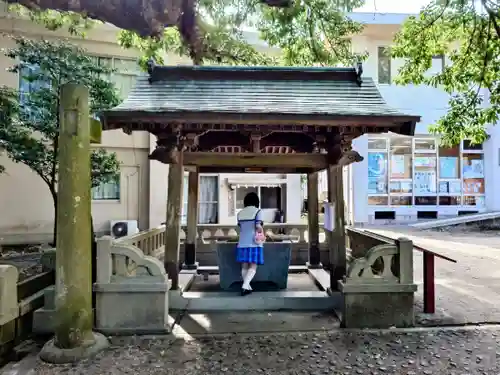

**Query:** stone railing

left=180, top=223, right=327, bottom=244
left=115, top=225, right=166, bottom=257
left=339, top=232, right=417, bottom=329
left=93, top=236, right=171, bottom=335
left=117, top=223, right=330, bottom=266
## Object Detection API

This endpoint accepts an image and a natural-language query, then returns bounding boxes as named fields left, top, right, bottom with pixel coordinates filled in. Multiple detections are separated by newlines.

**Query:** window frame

left=367, top=136, right=485, bottom=208
left=91, top=174, right=121, bottom=201
left=234, top=185, right=283, bottom=213
left=377, top=46, right=392, bottom=84
left=181, top=173, right=219, bottom=225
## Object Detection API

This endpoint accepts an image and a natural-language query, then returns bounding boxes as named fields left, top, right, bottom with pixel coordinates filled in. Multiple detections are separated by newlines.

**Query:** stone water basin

left=215, top=239, right=292, bottom=291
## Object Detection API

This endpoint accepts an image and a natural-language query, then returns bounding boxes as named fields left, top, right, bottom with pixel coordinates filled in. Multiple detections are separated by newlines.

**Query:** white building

left=335, top=13, right=498, bottom=225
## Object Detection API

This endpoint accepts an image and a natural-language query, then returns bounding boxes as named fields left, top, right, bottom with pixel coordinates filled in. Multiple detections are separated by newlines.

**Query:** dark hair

left=243, top=192, right=260, bottom=208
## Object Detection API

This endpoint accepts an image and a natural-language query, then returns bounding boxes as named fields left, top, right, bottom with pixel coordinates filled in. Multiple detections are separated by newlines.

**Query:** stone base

left=182, top=262, right=199, bottom=270
left=33, top=308, right=56, bottom=334
left=94, top=281, right=170, bottom=335
left=39, top=332, right=109, bottom=364
left=306, top=262, right=323, bottom=269
left=339, top=282, right=417, bottom=329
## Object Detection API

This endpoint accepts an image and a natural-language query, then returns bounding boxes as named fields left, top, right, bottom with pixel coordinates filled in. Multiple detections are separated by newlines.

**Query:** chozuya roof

left=101, top=60, right=420, bottom=135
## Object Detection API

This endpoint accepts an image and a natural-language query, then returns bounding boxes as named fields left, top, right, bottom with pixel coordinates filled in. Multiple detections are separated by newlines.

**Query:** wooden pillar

left=327, top=165, right=347, bottom=290
left=184, top=169, right=199, bottom=269
left=164, top=153, right=184, bottom=290
left=307, top=172, right=321, bottom=268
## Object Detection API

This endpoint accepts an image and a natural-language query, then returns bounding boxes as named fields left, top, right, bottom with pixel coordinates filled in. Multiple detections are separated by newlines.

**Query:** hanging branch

left=4, top=0, right=292, bottom=63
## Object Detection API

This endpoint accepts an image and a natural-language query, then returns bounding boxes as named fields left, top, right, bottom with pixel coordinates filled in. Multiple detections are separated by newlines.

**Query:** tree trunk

left=4, top=0, right=181, bottom=38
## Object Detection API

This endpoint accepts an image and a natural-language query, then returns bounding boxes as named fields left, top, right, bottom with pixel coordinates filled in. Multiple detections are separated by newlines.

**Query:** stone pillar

left=327, top=165, right=347, bottom=290
left=164, top=154, right=184, bottom=290
left=40, top=84, right=108, bottom=364
left=184, top=169, right=199, bottom=269
left=306, top=172, right=321, bottom=268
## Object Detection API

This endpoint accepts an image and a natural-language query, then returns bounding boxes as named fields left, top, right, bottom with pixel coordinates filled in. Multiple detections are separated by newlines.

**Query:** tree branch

left=481, top=0, right=500, bottom=39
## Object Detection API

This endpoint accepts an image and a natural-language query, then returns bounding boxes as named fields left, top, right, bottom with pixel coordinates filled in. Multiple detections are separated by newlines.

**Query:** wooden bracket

left=184, top=133, right=198, bottom=151
left=250, top=132, right=262, bottom=153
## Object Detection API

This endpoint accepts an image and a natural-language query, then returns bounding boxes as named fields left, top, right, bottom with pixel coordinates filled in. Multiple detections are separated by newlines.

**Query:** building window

left=181, top=174, right=219, bottom=225
left=19, top=64, right=51, bottom=120
left=367, top=137, right=485, bottom=208
left=199, top=176, right=219, bottom=224
left=368, top=139, right=388, bottom=198
left=91, top=176, right=120, bottom=200
left=377, top=46, right=391, bottom=84
left=235, top=185, right=282, bottom=211
left=389, top=137, right=412, bottom=205
left=92, top=56, right=141, bottom=99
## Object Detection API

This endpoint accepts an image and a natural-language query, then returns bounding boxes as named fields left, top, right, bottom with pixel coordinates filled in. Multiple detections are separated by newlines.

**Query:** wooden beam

left=164, top=154, right=184, bottom=290
left=198, top=166, right=319, bottom=174
left=104, top=111, right=420, bottom=129
left=184, top=170, right=199, bottom=269
left=180, top=152, right=328, bottom=169
left=307, top=172, right=321, bottom=268
left=327, top=166, right=347, bottom=291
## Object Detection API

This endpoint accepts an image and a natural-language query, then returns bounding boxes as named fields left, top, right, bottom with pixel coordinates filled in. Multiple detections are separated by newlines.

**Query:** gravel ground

left=33, top=328, right=500, bottom=375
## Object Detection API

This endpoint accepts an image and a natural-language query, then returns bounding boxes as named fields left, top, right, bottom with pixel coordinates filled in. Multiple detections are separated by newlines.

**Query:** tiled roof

left=103, top=65, right=420, bottom=127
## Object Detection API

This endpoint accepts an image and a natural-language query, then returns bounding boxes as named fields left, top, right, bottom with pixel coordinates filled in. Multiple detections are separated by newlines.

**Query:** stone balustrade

left=115, top=225, right=166, bottom=257
left=338, top=234, right=417, bottom=329
left=94, top=236, right=171, bottom=334
left=116, top=223, right=330, bottom=266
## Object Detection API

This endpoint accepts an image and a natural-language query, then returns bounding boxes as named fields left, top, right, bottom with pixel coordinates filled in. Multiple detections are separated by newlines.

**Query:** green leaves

left=0, top=37, right=121, bottom=191
left=392, top=0, right=500, bottom=146
left=7, top=4, right=96, bottom=36
left=259, top=0, right=366, bottom=66
left=118, top=0, right=365, bottom=67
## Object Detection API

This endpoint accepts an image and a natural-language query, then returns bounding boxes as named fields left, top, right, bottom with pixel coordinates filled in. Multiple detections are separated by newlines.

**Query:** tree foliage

left=7, top=4, right=96, bottom=37
left=118, top=0, right=367, bottom=67
left=392, top=0, right=500, bottom=146
left=6, top=0, right=366, bottom=67
left=0, top=37, right=121, bottom=242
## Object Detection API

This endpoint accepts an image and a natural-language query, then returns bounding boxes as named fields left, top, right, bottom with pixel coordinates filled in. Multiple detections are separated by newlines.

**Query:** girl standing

left=236, top=192, right=264, bottom=295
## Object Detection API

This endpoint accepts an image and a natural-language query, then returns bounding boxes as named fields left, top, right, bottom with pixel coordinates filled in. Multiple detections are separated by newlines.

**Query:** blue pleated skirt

left=236, top=246, right=264, bottom=265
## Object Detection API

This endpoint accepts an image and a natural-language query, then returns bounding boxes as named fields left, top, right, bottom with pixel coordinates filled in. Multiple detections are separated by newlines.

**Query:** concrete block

left=43, top=286, right=55, bottom=310
left=33, top=308, right=56, bottom=334
left=339, top=282, right=417, bottom=328
left=94, top=280, right=170, bottom=335
left=216, top=242, right=292, bottom=291
left=40, top=249, right=56, bottom=271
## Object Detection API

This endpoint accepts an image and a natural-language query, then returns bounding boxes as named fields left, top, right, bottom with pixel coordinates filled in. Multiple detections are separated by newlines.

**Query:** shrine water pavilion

left=44, top=62, right=421, bottom=332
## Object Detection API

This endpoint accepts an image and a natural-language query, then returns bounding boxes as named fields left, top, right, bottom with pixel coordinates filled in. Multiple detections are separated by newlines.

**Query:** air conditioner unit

left=110, top=220, right=139, bottom=238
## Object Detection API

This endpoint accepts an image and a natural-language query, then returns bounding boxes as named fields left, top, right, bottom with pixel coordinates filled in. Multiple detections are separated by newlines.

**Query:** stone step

left=43, top=285, right=55, bottom=310
left=170, top=291, right=342, bottom=312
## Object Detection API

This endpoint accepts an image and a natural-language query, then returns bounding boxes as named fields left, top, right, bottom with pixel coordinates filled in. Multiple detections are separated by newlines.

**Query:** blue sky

left=355, top=0, right=431, bottom=13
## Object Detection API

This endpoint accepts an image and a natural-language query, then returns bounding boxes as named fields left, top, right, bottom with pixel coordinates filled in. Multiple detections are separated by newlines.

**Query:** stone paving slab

left=170, top=312, right=340, bottom=336
left=33, top=327, right=500, bottom=374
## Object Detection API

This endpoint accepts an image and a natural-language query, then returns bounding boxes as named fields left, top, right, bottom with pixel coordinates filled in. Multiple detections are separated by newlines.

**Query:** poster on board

left=323, top=201, right=335, bottom=232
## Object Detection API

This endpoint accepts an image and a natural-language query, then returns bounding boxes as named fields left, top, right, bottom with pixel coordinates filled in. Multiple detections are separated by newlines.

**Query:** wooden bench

left=362, top=230, right=457, bottom=314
